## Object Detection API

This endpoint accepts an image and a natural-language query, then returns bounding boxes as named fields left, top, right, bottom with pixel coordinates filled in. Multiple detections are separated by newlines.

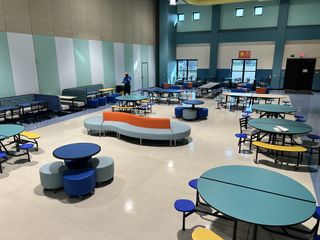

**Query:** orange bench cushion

left=103, top=112, right=170, bottom=129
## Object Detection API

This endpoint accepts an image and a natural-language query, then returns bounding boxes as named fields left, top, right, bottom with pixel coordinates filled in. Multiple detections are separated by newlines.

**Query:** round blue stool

left=175, top=107, right=184, bottom=118
left=0, top=152, right=7, bottom=174
left=98, top=97, right=107, bottom=106
left=188, top=179, right=198, bottom=189
left=174, top=199, right=195, bottom=230
left=308, top=134, right=320, bottom=142
left=63, top=168, right=96, bottom=197
left=295, top=119, right=306, bottom=122
left=235, top=133, right=248, bottom=153
left=294, top=114, right=304, bottom=120
left=87, top=99, right=99, bottom=108
left=20, top=143, right=34, bottom=162
left=197, top=108, right=208, bottom=120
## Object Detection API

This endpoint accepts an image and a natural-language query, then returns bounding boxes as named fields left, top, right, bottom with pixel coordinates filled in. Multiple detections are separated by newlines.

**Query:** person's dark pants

left=124, top=84, right=131, bottom=95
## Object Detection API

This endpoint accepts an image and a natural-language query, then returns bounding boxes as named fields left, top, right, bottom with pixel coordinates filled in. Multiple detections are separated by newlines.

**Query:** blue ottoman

left=106, top=94, right=121, bottom=104
left=175, top=107, right=184, bottom=118
left=87, top=99, right=99, bottom=108
left=197, top=108, right=208, bottom=120
left=98, top=97, right=107, bottom=106
left=63, top=168, right=96, bottom=197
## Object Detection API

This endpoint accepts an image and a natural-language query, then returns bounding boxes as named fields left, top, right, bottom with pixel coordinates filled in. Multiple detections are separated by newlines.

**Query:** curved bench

left=84, top=112, right=191, bottom=146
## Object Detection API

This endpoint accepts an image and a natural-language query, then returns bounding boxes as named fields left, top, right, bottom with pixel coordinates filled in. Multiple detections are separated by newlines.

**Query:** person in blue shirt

left=122, top=72, right=132, bottom=95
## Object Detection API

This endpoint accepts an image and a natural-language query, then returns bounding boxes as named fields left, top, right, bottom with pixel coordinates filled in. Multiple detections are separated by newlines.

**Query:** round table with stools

left=0, top=124, right=25, bottom=156
left=88, top=156, right=114, bottom=184
left=252, top=104, right=296, bottom=118
left=248, top=118, right=313, bottom=145
left=198, top=165, right=316, bottom=240
left=115, top=94, right=148, bottom=107
left=53, top=143, right=101, bottom=169
left=182, top=100, right=205, bottom=121
left=39, top=161, right=68, bottom=192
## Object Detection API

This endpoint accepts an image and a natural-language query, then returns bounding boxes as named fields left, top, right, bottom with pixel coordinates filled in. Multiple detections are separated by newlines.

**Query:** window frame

left=235, top=8, right=244, bottom=17
left=192, top=12, right=200, bottom=21
left=176, top=59, right=198, bottom=81
left=231, top=59, right=258, bottom=83
left=254, top=6, right=263, bottom=16
left=177, top=13, right=185, bottom=22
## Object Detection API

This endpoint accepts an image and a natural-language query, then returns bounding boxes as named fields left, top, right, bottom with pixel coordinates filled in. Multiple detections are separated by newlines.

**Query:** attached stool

left=87, top=99, right=99, bottom=108
left=174, top=199, right=195, bottom=230
left=63, top=168, right=96, bottom=197
left=295, top=118, right=306, bottom=122
left=235, top=133, right=248, bottom=153
left=308, top=134, right=320, bottom=142
left=39, top=161, right=68, bottom=192
left=175, top=107, right=184, bottom=118
left=106, top=94, right=121, bottom=104
left=20, top=131, right=41, bottom=151
left=98, top=96, right=107, bottom=106
left=20, top=143, right=34, bottom=162
left=197, top=108, right=208, bottom=120
left=192, top=227, right=224, bottom=240
left=188, top=178, right=200, bottom=206
left=313, top=207, right=320, bottom=239
left=0, top=152, right=7, bottom=173
left=294, top=114, right=304, bottom=120
left=88, top=156, right=114, bottom=184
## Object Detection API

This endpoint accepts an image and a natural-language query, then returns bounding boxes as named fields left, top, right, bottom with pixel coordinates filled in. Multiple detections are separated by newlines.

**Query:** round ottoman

left=39, top=161, right=68, bottom=192
left=175, top=106, right=184, bottom=118
left=98, top=96, right=107, bottom=106
left=88, top=156, right=114, bottom=184
left=63, top=168, right=96, bottom=197
left=183, top=108, right=197, bottom=120
left=197, top=108, right=208, bottom=120
left=87, top=98, right=99, bottom=108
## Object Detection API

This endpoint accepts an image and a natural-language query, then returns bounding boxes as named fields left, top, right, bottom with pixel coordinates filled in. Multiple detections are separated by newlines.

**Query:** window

left=177, top=59, right=198, bottom=81
left=235, top=8, right=244, bottom=17
left=254, top=6, right=263, bottom=16
left=193, top=12, right=200, bottom=21
left=178, top=13, right=184, bottom=22
left=231, top=59, right=257, bottom=83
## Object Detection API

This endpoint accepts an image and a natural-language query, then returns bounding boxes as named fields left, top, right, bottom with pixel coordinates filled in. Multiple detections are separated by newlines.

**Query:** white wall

left=176, top=43, right=210, bottom=69
left=217, top=42, right=275, bottom=69
left=283, top=40, right=320, bottom=69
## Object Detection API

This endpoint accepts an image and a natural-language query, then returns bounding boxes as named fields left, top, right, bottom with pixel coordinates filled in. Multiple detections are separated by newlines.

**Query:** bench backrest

left=103, top=112, right=170, bottom=129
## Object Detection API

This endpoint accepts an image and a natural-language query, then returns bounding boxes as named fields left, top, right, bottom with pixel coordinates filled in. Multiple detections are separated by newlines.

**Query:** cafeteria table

left=115, top=94, right=148, bottom=107
left=198, top=165, right=316, bottom=240
left=0, top=124, right=25, bottom=155
left=53, top=143, right=101, bottom=169
left=252, top=104, right=296, bottom=118
left=248, top=118, right=313, bottom=144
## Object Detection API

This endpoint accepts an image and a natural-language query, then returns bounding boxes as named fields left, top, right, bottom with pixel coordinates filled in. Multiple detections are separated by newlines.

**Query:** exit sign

left=239, top=50, right=251, bottom=59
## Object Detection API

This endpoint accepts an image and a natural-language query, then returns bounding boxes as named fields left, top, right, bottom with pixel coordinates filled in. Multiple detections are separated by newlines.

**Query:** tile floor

left=0, top=92, right=319, bottom=240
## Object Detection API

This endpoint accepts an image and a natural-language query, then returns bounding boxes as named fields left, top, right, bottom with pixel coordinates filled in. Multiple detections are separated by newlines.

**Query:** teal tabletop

left=252, top=104, right=296, bottom=114
left=0, top=124, right=25, bottom=138
left=198, top=165, right=316, bottom=226
left=115, top=95, right=148, bottom=102
left=248, top=118, right=312, bottom=135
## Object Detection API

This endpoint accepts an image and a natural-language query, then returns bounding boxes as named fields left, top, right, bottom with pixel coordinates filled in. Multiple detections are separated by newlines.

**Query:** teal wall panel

left=140, top=45, right=149, bottom=62
left=73, top=39, right=91, bottom=87
left=220, top=0, right=279, bottom=30
left=33, top=35, right=60, bottom=95
left=287, top=0, right=320, bottom=26
left=102, top=41, right=116, bottom=87
left=0, top=32, right=15, bottom=98
left=177, top=5, right=212, bottom=32
left=124, top=44, right=134, bottom=89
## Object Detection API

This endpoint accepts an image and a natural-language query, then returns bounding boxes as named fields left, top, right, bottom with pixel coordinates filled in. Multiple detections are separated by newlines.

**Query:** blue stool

left=106, top=94, right=121, bottom=104
left=0, top=152, right=7, bottom=173
left=175, top=107, right=184, bottom=118
left=188, top=179, right=200, bottom=206
left=294, top=114, right=304, bottom=120
left=63, top=168, right=96, bottom=197
left=197, top=108, right=208, bottom=120
left=98, top=97, right=107, bottom=106
left=313, top=207, right=320, bottom=239
left=235, top=133, right=248, bottom=153
left=174, top=199, right=195, bottom=231
left=87, top=99, right=99, bottom=108
left=295, top=119, right=306, bottom=122
left=308, top=134, right=320, bottom=142
left=20, top=143, right=34, bottom=162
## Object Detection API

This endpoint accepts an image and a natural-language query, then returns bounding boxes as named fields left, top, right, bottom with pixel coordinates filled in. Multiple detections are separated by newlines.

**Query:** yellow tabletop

left=99, top=88, right=115, bottom=92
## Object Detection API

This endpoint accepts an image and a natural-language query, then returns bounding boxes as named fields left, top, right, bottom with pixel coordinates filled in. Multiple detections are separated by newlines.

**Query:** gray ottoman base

left=88, top=156, right=114, bottom=184
left=39, top=161, right=68, bottom=192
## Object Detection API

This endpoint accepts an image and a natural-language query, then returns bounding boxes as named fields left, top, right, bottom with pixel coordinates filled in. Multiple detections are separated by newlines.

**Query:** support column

left=271, top=0, right=289, bottom=89
left=159, top=1, right=177, bottom=86
left=209, top=5, right=221, bottom=80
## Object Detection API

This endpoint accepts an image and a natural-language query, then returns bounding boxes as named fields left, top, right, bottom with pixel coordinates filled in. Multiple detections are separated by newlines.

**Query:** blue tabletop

left=198, top=165, right=316, bottom=226
left=53, top=143, right=101, bottom=160
left=0, top=124, right=25, bottom=138
left=183, top=100, right=204, bottom=105
left=115, top=95, right=148, bottom=101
